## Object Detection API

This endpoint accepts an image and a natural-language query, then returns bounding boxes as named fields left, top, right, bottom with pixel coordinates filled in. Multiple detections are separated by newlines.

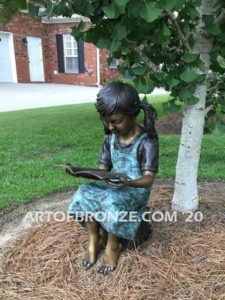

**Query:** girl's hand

left=65, top=165, right=75, bottom=176
left=105, top=176, right=132, bottom=188
left=105, top=172, right=156, bottom=189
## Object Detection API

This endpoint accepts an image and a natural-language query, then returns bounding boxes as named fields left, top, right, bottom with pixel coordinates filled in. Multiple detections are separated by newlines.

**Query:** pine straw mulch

left=0, top=183, right=225, bottom=300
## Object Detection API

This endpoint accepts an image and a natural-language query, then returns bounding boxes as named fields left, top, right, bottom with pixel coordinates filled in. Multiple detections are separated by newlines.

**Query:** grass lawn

left=0, top=96, right=224, bottom=211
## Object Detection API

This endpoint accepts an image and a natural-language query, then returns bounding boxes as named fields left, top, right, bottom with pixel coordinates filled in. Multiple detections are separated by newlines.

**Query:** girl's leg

left=83, top=217, right=100, bottom=269
left=98, top=232, right=122, bottom=274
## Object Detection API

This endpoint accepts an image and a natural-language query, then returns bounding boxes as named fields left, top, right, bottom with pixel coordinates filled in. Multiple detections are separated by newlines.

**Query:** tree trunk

left=171, top=0, right=214, bottom=212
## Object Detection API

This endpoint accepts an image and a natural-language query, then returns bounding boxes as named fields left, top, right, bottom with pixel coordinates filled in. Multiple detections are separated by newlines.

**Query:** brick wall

left=0, top=13, right=120, bottom=86
left=45, top=23, right=97, bottom=86
left=100, top=49, right=121, bottom=85
left=0, top=13, right=49, bottom=83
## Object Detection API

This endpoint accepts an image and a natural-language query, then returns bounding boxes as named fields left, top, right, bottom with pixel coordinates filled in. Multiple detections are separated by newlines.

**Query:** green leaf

left=152, top=31, right=170, bottom=45
left=141, top=95, right=148, bottom=104
left=196, top=60, right=205, bottom=72
left=163, top=101, right=181, bottom=113
left=96, top=37, right=110, bottom=49
left=166, top=77, right=180, bottom=87
left=114, top=25, right=127, bottom=40
left=65, top=7, right=74, bottom=18
left=132, top=65, right=148, bottom=76
left=116, top=4, right=126, bottom=14
left=186, top=95, right=199, bottom=105
left=217, top=98, right=225, bottom=110
left=107, top=55, right=114, bottom=66
left=162, top=23, right=171, bottom=36
left=187, top=6, right=199, bottom=18
left=178, top=88, right=199, bottom=104
left=202, top=14, right=214, bottom=26
left=196, top=74, right=206, bottom=82
left=192, top=0, right=201, bottom=6
left=43, top=2, right=54, bottom=17
left=159, top=0, right=178, bottom=10
left=206, top=23, right=222, bottom=36
left=212, top=122, right=225, bottom=135
left=217, top=56, right=225, bottom=69
left=202, top=15, right=221, bottom=35
left=14, top=0, right=27, bottom=9
left=173, top=0, right=186, bottom=10
left=72, top=21, right=85, bottom=40
left=134, top=77, right=153, bottom=94
left=179, top=67, right=198, bottom=82
left=154, top=72, right=165, bottom=81
left=103, top=2, right=118, bottom=19
left=178, top=88, right=193, bottom=101
left=109, top=39, right=121, bottom=52
left=53, top=2, right=68, bottom=16
left=115, top=0, right=129, bottom=5
left=127, top=1, right=143, bottom=18
left=139, top=2, right=162, bottom=23
left=28, top=3, right=39, bottom=17
left=114, top=0, right=128, bottom=14
left=72, top=0, right=94, bottom=16
left=183, top=53, right=199, bottom=63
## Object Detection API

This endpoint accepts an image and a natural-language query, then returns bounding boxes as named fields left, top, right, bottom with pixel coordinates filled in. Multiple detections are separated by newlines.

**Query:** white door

left=0, top=32, right=17, bottom=82
left=27, top=36, right=44, bottom=82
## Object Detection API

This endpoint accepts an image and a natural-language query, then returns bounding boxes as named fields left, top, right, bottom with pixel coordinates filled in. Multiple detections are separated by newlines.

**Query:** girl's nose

left=108, top=123, right=114, bottom=131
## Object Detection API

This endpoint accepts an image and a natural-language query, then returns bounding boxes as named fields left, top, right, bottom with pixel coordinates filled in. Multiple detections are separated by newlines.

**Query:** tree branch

left=216, top=8, right=225, bottom=24
left=165, top=10, right=191, bottom=52
left=205, top=104, right=213, bottom=116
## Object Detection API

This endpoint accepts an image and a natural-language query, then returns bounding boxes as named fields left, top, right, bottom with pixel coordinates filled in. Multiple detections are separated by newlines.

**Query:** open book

left=56, top=164, right=131, bottom=183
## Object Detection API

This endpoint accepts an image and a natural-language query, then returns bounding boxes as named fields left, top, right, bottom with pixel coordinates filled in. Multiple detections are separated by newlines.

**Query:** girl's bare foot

left=83, top=219, right=100, bottom=270
left=98, top=233, right=122, bottom=275
left=82, top=256, right=95, bottom=270
left=82, top=236, right=99, bottom=269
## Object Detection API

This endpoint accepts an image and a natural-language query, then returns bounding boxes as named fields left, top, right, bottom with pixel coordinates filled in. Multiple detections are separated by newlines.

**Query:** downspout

left=96, top=47, right=101, bottom=86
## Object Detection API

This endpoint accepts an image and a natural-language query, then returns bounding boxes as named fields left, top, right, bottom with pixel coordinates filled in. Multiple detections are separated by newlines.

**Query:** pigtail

left=139, top=102, right=158, bottom=140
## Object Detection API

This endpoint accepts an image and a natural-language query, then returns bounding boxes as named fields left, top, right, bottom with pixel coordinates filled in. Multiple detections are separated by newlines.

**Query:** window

left=108, top=52, right=118, bottom=69
left=63, top=34, right=79, bottom=73
left=56, top=34, right=85, bottom=74
left=110, top=57, right=118, bottom=69
left=109, top=58, right=118, bottom=69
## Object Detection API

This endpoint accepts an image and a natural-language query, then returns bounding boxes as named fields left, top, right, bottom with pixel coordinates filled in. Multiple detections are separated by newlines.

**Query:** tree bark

left=171, top=0, right=214, bottom=212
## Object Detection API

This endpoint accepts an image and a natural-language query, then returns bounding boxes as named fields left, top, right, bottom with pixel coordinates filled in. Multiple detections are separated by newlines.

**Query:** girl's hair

left=96, top=81, right=158, bottom=140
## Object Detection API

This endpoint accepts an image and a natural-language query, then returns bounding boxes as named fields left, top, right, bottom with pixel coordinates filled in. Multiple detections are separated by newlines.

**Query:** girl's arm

left=126, top=171, right=155, bottom=188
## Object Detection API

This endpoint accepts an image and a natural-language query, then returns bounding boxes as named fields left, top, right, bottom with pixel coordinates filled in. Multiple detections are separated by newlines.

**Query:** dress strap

left=110, top=133, right=147, bottom=153
left=130, top=133, right=147, bottom=154
left=111, top=133, right=116, bottom=146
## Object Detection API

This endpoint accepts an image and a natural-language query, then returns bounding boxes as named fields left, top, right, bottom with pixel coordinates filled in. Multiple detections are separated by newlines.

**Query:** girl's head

left=96, top=81, right=140, bottom=118
left=96, top=81, right=158, bottom=140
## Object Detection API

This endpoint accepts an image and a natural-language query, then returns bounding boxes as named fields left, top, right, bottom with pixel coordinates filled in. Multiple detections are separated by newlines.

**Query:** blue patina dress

left=68, top=133, right=156, bottom=240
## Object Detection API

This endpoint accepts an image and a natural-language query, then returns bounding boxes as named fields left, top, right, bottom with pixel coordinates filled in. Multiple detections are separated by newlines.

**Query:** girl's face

left=101, top=112, right=135, bottom=137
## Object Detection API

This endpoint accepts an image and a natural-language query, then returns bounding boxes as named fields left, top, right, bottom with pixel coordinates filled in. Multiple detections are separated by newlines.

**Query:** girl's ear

left=132, top=115, right=139, bottom=124
left=127, top=114, right=136, bottom=121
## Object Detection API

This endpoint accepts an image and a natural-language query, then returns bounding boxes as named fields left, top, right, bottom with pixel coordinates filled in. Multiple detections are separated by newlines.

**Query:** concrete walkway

left=0, top=83, right=100, bottom=112
left=0, top=83, right=168, bottom=112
